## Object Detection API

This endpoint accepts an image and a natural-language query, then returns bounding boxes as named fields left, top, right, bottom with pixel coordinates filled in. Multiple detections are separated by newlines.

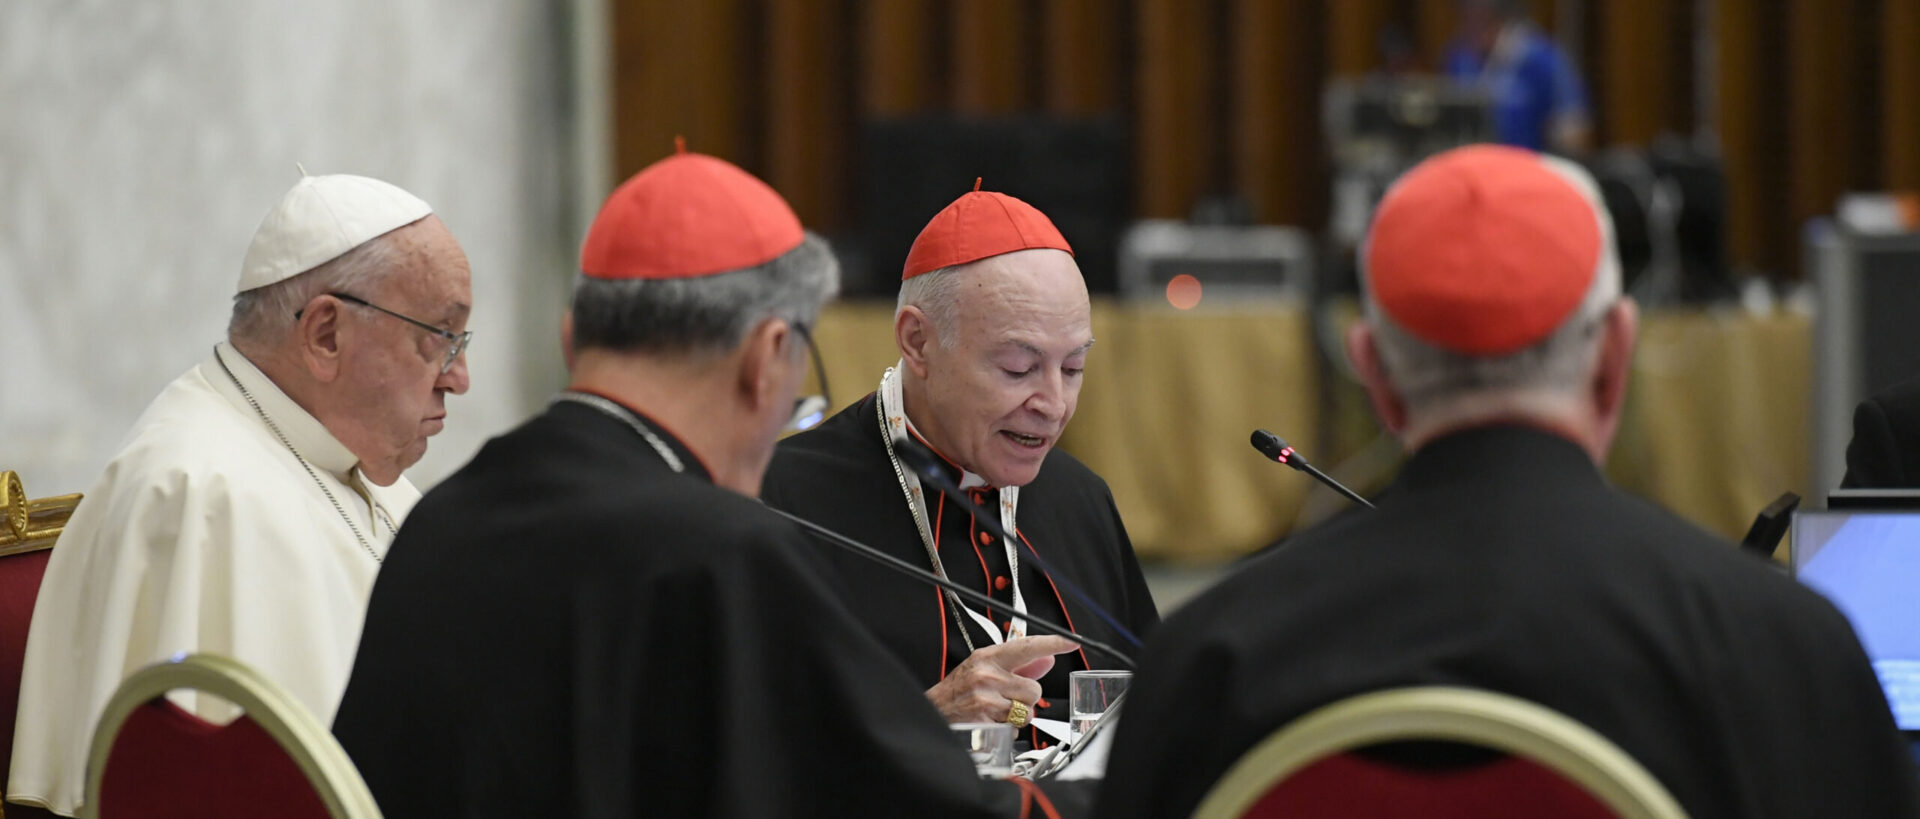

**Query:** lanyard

left=876, top=365, right=1028, bottom=652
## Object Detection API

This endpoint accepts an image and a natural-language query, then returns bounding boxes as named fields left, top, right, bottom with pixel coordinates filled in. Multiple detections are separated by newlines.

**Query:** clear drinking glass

left=952, top=721, right=1014, bottom=778
left=1069, top=669, right=1132, bottom=746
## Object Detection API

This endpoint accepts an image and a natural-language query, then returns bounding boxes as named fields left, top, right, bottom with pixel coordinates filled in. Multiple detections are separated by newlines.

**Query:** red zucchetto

left=581, top=141, right=805, bottom=280
left=1363, top=144, right=1616, bottom=356
left=901, top=179, right=1073, bottom=280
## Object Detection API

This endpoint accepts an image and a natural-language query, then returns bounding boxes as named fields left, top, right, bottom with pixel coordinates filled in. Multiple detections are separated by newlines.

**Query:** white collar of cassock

left=900, top=412, right=990, bottom=491
left=212, top=341, right=363, bottom=482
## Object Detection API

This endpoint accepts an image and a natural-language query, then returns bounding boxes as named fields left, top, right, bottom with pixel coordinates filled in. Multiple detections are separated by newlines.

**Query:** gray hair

left=570, top=232, right=840, bottom=355
left=1364, top=278, right=1611, bottom=409
left=228, top=230, right=404, bottom=352
left=896, top=264, right=967, bottom=348
left=1362, top=153, right=1620, bottom=410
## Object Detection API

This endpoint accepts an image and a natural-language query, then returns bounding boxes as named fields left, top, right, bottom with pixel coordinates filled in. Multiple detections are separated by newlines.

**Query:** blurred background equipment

left=1810, top=220, right=1920, bottom=496
left=856, top=115, right=1129, bottom=297
left=1118, top=221, right=1313, bottom=304
left=1323, top=75, right=1492, bottom=251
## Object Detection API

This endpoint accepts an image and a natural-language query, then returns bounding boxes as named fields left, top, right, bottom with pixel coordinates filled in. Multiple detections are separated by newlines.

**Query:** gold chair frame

left=80, top=653, right=381, bottom=819
left=0, top=472, right=78, bottom=557
left=1192, top=686, right=1687, bottom=819
left=0, top=470, right=77, bottom=818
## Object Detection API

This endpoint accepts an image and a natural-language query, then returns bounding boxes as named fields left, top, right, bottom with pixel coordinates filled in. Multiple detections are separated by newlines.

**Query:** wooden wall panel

left=861, top=0, right=935, bottom=116
left=1599, top=0, right=1673, bottom=146
left=1413, top=0, right=1460, bottom=69
left=1329, top=0, right=1394, bottom=76
left=767, top=0, right=848, bottom=228
left=604, top=0, right=1914, bottom=275
left=1886, top=0, right=1920, bottom=191
left=1233, top=0, right=1324, bottom=226
left=1136, top=0, right=1215, bottom=218
left=1787, top=0, right=1868, bottom=229
left=1714, top=0, right=1788, bottom=273
left=1044, top=0, right=1120, bottom=115
left=610, top=0, right=747, bottom=178
left=1523, top=0, right=1559, bottom=32
left=952, top=0, right=1029, bottom=114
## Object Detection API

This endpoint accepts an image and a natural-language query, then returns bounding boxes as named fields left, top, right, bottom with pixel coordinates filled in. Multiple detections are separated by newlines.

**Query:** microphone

left=767, top=506, right=1136, bottom=669
left=891, top=435, right=1144, bottom=650
left=1250, top=429, right=1376, bottom=509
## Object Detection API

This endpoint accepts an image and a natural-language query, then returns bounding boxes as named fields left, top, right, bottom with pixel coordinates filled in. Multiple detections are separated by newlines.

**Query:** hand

left=925, top=635, right=1079, bottom=725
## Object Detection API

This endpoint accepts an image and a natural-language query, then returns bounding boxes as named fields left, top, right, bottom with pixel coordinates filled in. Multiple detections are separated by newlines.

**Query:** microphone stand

left=767, top=506, right=1137, bottom=670
left=1251, top=429, right=1376, bottom=509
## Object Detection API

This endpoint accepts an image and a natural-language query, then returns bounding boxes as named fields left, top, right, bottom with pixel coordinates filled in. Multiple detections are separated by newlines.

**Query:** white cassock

left=7, top=342, right=418, bottom=817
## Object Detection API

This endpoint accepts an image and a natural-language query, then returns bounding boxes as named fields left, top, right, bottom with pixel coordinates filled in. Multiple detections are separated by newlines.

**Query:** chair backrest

left=81, top=654, right=381, bottom=819
left=0, top=470, right=78, bottom=813
left=1191, top=687, right=1687, bottom=819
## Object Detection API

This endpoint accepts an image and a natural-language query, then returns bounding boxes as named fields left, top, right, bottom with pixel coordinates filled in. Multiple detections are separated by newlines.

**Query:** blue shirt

left=1445, top=23, right=1590, bottom=151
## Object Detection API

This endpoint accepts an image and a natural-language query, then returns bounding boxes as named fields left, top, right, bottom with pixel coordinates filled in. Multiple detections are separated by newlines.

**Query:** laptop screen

left=1792, top=510, right=1920, bottom=730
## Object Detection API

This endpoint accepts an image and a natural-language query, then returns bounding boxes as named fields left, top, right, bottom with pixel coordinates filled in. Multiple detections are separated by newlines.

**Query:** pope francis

left=7, top=171, right=473, bottom=818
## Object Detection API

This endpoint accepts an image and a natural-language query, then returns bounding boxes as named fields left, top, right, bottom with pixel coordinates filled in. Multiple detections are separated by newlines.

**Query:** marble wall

left=1, top=0, right=587, bottom=495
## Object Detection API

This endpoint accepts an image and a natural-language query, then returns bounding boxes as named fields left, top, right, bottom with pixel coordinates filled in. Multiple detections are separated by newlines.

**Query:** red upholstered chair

left=1191, top=687, right=1687, bottom=819
left=81, top=653, right=381, bottom=819
left=0, top=470, right=79, bottom=819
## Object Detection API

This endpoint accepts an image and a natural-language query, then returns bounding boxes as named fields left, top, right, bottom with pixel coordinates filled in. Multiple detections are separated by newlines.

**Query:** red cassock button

left=978, top=531, right=993, bottom=546
left=994, top=575, right=1010, bottom=591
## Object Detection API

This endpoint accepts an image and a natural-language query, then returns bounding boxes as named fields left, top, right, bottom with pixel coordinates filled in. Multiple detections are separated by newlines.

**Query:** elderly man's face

left=336, top=216, right=472, bottom=485
left=914, top=249, right=1091, bottom=488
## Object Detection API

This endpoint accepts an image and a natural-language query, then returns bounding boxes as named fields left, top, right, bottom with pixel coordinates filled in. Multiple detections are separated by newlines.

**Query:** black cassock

left=1096, top=425, right=1920, bottom=819
left=1843, top=374, right=1920, bottom=488
left=762, top=395, right=1159, bottom=748
left=332, top=400, right=1073, bottom=817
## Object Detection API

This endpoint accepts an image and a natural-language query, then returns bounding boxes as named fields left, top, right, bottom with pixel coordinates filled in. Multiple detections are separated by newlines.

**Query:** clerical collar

left=899, top=408, right=991, bottom=490
left=212, top=342, right=361, bottom=481
left=877, top=364, right=1030, bottom=651
left=554, top=389, right=715, bottom=482
left=1399, top=423, right=1603, bottom=493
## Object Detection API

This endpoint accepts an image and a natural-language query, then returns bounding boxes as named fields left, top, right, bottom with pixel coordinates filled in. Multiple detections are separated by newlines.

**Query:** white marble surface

left=1, top=0, right=581, bottom=495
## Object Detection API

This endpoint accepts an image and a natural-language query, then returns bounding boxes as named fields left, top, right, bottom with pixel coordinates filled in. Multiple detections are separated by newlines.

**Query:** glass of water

left=1069, top=669, right=1132, bottom=746
left=952, top=722, right=1014, bottom=778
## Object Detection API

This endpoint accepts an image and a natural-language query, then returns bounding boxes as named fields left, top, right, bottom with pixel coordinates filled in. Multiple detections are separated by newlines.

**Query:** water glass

left=952, top=721, right=1014, bottom=778
left=1069, top=669, right=1132, bottom=746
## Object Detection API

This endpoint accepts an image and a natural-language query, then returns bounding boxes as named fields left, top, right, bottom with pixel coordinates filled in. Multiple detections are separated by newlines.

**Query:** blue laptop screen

left=1793, top=510, right=1920, bottom=731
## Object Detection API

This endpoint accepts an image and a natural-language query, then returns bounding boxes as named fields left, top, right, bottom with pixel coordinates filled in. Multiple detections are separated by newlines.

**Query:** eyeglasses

left=790, top=322, right=832, bottom=431
left=297, top=293, right=472, bottom=374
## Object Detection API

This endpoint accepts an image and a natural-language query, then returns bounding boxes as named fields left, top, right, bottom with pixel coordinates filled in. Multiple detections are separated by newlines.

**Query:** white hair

left=1362, top=154, right=1622, bottom=411
left=227, top=228, right=406, bottom=353
left=896, top=264, right=969, bottom=349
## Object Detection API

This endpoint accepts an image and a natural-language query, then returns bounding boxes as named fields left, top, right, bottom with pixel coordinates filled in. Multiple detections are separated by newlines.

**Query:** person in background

left=1841, top=376, right=1920, bottom=488
left=1095, top=145, right=1918, bottom=819
left=1446, top=0, right=1593, bottom=155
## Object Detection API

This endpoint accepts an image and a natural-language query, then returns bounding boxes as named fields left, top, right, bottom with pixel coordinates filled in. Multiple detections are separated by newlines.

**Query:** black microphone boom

left=1250, top=429, right=1376, bottom=509
left=766, top=505, right=1137, bottom=670
left=891, top=435, right=1145, bottom=650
